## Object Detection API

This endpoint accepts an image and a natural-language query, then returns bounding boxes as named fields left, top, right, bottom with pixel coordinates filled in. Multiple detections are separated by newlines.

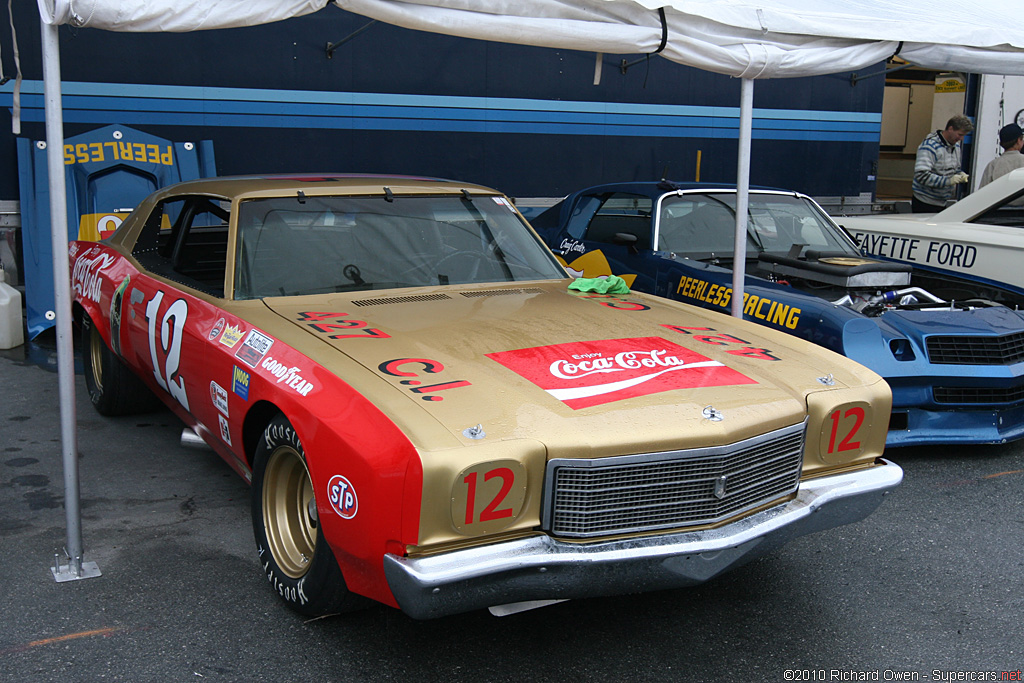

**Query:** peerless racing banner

left=487, top=337, right=755, bottom=410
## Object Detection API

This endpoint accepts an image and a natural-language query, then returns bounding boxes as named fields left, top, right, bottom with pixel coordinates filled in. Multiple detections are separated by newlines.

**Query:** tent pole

left=730, top=78, right=753, bottom=319
left=41, top=18, right=100, bottom=583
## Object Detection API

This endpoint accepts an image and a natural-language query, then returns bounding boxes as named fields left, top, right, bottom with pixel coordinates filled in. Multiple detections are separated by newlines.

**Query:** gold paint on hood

left=263, top=281, right=878, bottom=458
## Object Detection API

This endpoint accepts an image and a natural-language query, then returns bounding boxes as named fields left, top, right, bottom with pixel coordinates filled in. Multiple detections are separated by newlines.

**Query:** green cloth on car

left=568, top=275, right=630, bottom=294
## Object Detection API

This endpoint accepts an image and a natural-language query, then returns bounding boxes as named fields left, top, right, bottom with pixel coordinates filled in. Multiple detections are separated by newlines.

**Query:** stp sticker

left=486, top=336, right=756, bottom=410
left=327, top=475, right=358, bottom=519
left=235, top=329, right=274, bottom=368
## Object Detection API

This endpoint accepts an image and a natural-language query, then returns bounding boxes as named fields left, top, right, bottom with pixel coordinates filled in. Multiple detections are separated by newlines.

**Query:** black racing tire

left=251, top=414, right=368, bottom=617
left=80, top=313, right=159, bottom=416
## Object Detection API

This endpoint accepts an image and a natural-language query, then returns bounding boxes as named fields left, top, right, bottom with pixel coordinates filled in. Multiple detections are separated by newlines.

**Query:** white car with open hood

left=835, top=168, right=1024, bottom=307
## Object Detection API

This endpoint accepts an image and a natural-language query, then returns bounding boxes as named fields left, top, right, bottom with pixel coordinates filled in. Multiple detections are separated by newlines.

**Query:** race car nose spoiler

left=383, top=460, right=903, bottom=620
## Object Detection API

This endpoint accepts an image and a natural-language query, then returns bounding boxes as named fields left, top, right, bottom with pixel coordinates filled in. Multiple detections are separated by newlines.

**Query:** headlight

left=450, top=460, right=528, bottom=535
left=804, top=380, right=890, bottom=474
left=415, top=439, right=546, bottom=547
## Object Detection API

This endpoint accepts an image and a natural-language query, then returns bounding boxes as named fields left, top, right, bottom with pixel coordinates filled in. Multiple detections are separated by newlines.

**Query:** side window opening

left=133, top=196, right=230, bottom=296
left=583, top=193, right=652, bottom=249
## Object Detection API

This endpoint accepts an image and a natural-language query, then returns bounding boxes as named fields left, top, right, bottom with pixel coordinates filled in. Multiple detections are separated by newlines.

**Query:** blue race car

left=532, top=181, right=1024, bottom=447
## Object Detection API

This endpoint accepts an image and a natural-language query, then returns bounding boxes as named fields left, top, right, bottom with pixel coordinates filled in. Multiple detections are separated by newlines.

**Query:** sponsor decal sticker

left=297, top=311, right=390, bottom=339
left=486, top=336, right=756, bottom=409
left=327, top=475, right=358, bottom=519
left=675, top=276, right=801, bottom=329
left=219, top=324, right=244, bottom=348
left=235, top=329, right=274, bottom=368
left=109, top=276, right=130, bottom=356
left=210, top=381, right=229, bottom=416
left=218, top=414, right=232, bottom=446
left=559, top=238, right=587, bottom=256
left=232, top=366, right=250, bottom=401
left=662, top=325, right=781, bottom=361
left=71, top=252, right=116, bottom=303
left=209, top=317, right=225, bottom=341
left=378, top=358, right=471, bottom=401
left=260, top=357, right=315, bottom=397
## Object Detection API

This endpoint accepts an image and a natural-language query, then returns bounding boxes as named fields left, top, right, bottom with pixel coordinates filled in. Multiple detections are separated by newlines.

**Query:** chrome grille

left=543, top=422, right=805, bottom=538
left=933, top=385, right=1024, bottom=405
left=926, top=332, right=1024, bottom=365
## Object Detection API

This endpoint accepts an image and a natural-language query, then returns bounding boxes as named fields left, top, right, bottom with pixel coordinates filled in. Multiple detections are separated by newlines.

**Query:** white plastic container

left=0, top=266, right=25, bottom=349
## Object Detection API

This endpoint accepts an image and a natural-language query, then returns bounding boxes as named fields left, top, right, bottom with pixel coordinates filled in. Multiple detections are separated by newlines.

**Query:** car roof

left=152, top=174, right=504, bottom=201
left=571, top=180, right=788, bottom=197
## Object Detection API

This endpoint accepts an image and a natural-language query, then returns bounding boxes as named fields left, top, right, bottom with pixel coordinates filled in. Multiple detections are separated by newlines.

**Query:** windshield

left=657, top=192, right=855, bottom=258
left=233, top=194, right=567, bottom=299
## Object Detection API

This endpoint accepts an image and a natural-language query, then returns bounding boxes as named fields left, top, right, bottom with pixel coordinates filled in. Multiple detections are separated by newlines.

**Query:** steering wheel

left=342, top=264, right=364, bottom=286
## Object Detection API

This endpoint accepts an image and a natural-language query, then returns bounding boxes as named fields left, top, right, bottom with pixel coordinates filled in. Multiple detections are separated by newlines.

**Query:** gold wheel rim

left=262, top=445, right=317, bottom=579
left=89, top=324, right=104, bottom=392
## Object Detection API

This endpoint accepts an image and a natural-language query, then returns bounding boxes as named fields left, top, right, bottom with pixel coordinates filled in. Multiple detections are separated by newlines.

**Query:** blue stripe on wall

left=2, top=80, right=881, bottom=143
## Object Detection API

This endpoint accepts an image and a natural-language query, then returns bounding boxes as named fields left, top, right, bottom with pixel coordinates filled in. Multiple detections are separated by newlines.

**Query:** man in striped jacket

left=911, top=114, right=974, bottom=213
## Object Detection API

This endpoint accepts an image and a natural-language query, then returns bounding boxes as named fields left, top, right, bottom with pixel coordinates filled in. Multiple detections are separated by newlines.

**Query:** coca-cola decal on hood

left=486, top=336, right=756, bottom=409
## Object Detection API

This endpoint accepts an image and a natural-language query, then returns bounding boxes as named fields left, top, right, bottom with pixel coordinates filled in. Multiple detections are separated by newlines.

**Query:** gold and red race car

left=70, top=174, right=901, bottom=619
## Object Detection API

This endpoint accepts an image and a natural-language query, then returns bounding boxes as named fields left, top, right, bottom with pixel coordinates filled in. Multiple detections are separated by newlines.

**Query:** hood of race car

left=877, top=302, right=1024, bottom=337
left=262, top=281, right=882, bottom=456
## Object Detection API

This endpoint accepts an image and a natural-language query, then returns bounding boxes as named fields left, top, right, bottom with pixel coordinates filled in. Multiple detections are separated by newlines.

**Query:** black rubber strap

left=655, top=8, right=668, bottom=55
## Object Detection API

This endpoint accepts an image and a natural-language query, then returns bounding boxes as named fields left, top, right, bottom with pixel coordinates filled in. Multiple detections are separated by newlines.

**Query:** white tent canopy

left=39, top=0, right=1024, bottom=77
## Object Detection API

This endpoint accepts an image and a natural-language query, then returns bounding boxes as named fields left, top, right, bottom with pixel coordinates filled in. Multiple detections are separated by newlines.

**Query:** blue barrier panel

left=17, top=124, right=215, bottom=339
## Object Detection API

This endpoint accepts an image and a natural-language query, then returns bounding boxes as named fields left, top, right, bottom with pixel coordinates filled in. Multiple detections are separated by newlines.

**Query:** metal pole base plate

left=51, top=560, right=101, bottom=583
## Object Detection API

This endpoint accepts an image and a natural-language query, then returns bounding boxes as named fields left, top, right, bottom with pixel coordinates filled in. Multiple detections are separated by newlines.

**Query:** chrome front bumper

left=383, top=460, right=902, bottom=619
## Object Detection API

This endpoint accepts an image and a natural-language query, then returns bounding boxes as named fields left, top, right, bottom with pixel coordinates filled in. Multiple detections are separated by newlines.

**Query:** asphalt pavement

left=2, top=333, right=1022, bottom=682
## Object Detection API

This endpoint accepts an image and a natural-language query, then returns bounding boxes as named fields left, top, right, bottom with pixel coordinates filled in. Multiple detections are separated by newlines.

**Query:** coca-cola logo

left=486, top=337, right=755, bottom=409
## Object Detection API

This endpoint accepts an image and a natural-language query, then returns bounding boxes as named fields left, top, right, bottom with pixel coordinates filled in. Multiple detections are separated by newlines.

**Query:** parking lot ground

left=2, top=335, right=1023, bottom=682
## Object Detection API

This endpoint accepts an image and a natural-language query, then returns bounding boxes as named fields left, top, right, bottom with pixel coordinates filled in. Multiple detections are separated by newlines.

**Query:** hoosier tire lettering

left=250, top=414, right=366, bottom=616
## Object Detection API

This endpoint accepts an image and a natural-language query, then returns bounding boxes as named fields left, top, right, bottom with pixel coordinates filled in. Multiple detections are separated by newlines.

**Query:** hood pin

left=463, top=424, right=486, bottom=440
left=702, top=405, right=723, bottom=422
